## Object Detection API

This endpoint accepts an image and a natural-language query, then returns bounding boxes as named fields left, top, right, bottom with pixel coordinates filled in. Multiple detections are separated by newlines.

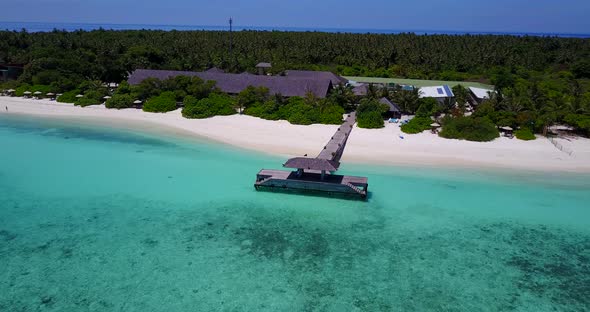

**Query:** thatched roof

left=128, top=69, right=334, bottom=98
left=379, top=97, right=401, bottom=113
left=352, top=84, right=368, bottom=96
left=283, top=157, right=340, bottom=172
left=285, top=70, right=348, bottom=86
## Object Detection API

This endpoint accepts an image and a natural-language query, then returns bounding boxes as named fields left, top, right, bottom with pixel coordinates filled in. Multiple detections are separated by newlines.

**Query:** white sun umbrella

left=430, top=123, right=441, bottom=127
left=33, top=91, right=42, bottom=95
left=46, top=93, right=55, bottom=96
left=500, top=126, right=513, bottom=131
left=7, top=89, right=15, bottom=92
left=23, top=91, right=32, bottom=95
left=75, top=94, right=84, bottom=98
left=103, top=95, right=112, bottom=99
left=133, top=100, right=142, bottom=104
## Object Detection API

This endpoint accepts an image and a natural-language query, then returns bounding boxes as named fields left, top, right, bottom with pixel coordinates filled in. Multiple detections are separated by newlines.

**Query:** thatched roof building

left=285, top=70, right=348, bottom=86
left=283, top=157, right=340, bottom=172
left=379, top=97, right=401, bottom=114
left=128, top=69, right=346, bottom=98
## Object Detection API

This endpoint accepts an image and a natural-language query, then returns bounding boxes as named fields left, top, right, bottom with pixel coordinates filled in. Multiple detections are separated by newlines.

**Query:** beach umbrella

left=23, top=91, right=32, bottom=95
left=75, top=94, right=84, bottom=98
left=430, top=123, right=441, bottom=128
left=7, top=89, right=15, bottom=92
left=500, top=126, right=513, bottom=131
left=133, top=100, right=142, bottom=104
left=46, top=93, right=55, bottom=96
left=34, top=91, right=42, bottom=95
left=103, top=95, right=112, bottom=99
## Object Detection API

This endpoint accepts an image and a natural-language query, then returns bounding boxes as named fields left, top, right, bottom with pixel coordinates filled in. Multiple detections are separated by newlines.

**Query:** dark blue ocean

left=1, top=21, right=589, bottom=38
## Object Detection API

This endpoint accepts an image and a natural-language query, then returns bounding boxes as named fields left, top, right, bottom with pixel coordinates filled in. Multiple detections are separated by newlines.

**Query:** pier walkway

left=254, top=112, right=368, bottom=199
left=317, top=112, right=356, bottom=162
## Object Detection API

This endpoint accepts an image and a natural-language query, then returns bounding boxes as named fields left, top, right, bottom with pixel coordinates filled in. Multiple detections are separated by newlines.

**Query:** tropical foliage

left=515, top=128, right=536, bottom=140
left=356, top=98, right=388, bottom=128
left=1, top=29, right=588, bottom=136
left=182, top=94, right=236, bottom=119
left=401, top=117, right=432, bottom=134
left=105, top=94, right=134, bottom=109
left=142, top=91, right=177, bottom=113
left=439, top=116, right=500, bottom=142
left=243, top=90, right=345, bottom=125
left=2, top=29, right=588, bottom=84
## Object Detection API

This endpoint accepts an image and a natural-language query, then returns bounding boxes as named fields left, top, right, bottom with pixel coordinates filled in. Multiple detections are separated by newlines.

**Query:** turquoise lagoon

left=0, top=114, right=589, bottom=311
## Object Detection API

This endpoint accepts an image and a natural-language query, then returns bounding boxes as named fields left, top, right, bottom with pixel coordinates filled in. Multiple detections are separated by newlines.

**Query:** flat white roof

left=419, top=85, right=454, bottom=98
left=469, top=87, right=494, bottom=100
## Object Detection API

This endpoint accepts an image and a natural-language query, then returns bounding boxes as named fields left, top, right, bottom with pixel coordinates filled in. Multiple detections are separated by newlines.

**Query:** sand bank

left=2, top=97, right=589, bottom=173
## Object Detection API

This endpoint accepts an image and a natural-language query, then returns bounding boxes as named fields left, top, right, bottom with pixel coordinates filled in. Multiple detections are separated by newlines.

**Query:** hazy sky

left=1, top=0, right=589, bottom=33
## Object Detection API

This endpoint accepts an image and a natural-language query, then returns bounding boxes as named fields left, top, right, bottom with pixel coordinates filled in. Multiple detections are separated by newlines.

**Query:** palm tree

left=391, top=87, right=420, bottom=114
left=366, top=83, right=379, bottom=99
left=330, top=84, right=355, bottom=111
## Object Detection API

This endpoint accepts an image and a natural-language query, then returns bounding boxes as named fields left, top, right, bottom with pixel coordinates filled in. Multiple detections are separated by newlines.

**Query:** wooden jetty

left=254, top=112, right=368, bottom=199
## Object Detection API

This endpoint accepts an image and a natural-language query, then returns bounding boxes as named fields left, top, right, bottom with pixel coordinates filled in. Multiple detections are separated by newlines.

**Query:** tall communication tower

left=229, top=18, right=233, bottom=57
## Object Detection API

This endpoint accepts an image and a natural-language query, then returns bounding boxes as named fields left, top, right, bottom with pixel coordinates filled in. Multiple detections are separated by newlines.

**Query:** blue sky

left=1, top=0, right=589, bottom=33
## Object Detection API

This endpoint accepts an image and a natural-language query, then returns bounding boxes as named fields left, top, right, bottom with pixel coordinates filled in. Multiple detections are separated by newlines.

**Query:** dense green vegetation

left=1, top=29, right=588, bottom=136
left=439, top=116, right=500, bottom=142
left=105, top=94, right=134, bottom=109
left=12, top=83, right=54, bottom=97
left=182, top=94, right=236, bottom=119
left=401, top=117, right=433, bottom=134
left=515, top=128, right=536, bottom=140
left=2, top=29, right=588, bottom=84
left=54, top=80, right=108, bottom=106
left=564, top=114, right=590, bottom=135
left=241, top=87, right=345, bottom=125
left=56, top=90, right=79, bottom=103
left=356, top=98, right=388, bottom=128
left=142, top=91, right=177, bottom=113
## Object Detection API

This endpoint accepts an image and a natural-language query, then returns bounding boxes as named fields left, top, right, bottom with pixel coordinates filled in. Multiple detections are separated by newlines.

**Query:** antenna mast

left=229, top=17, right=233, bottom=57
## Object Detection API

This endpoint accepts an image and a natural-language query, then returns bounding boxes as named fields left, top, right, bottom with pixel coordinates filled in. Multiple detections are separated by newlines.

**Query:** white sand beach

left=2, top=97, right=590, bottom=173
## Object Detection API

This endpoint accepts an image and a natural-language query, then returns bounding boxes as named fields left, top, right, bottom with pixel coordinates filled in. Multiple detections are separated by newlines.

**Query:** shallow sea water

left=0, top=114, right=589, bottom=311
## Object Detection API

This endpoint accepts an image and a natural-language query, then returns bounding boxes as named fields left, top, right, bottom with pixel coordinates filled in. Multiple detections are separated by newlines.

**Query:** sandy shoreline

left=2, top=97, right=590, bottom=173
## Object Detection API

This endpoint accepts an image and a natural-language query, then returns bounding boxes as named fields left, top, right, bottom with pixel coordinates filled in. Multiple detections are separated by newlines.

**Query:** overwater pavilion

left=255, top=112, right=368, bottom=199
left=283, top=157, right=340, bottom=180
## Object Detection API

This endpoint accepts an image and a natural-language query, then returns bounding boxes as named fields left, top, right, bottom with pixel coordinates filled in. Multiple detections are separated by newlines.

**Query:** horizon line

left=1, top=20, right=590, bottom=37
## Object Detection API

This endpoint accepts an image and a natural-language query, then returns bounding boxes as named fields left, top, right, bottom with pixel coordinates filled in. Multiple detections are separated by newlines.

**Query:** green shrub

left=283, top=97, right=314, bottom=125
left=14, top=84, right=54, bottom=97
left=245, top=100, right=283, bottom=120
left=74, top=89, right=106, bottom=107
left=356, top=98, right=387, bottom=129
left=75, top=97, right=102, bottom=107
left=288, top=111, right=314, bottom=125
left=57, top=90, right=81, bottom=103
left=317, top=103, right=345, bottom=125
left=415, top=97, right=439, bottom=117
left=237, top=86, right=270, bottom=112
left=106, top=94, right=134, bottom=109
left=243, top=96, right=343, bottom=125
left=401, top=117, right=432, bottom=134
left=357, top=111, right=384, bottom=128
left=515, top=128, right=536, bottom=140
left=143, top=91, right=177, bottom=113
left=564, top=113, right=590, bottom=134
left=439, top=116, right=499, bottom=142
left=182, top=94, right=236, bottom=119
